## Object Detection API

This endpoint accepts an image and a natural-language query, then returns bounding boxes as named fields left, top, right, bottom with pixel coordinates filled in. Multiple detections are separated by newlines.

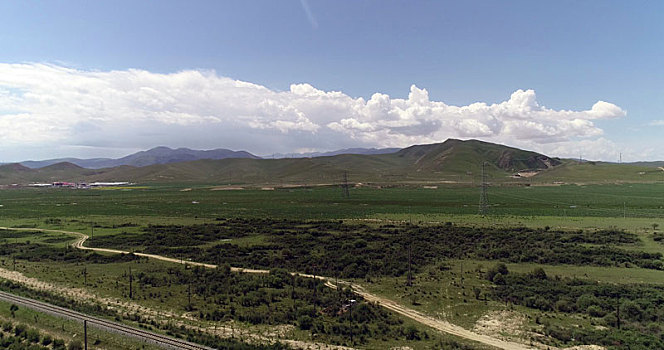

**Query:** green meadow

left=0, top=182, right=661, bottom=221
left=0, top=182, right=662, bottom=349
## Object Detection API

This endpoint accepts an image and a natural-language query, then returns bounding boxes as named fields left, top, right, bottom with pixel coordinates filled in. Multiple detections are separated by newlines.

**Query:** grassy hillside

left=393, top=138, right=560, bottom=174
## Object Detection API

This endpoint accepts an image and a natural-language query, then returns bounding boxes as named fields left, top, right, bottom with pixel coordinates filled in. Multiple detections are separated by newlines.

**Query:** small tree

left=653, top=223, right=660, bottom=231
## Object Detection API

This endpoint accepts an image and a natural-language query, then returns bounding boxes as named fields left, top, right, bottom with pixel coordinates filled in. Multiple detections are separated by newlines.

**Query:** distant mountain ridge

left=268, top=147, right=400, bottom=159
left=21, top=147, right=261, bottom=169
left=3, top=139, right=662, bottom=185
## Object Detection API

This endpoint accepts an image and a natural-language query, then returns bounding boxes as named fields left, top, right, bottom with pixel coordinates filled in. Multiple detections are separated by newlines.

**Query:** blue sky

left=0, top=1, right=662, bottom=161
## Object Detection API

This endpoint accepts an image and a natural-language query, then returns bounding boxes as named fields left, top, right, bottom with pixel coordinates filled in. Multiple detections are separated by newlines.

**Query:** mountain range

left=1, top=139, right=662, bottom=186
left=20, top=147, right=260, bottom=169
left=267, top=148, right=400, bottom=159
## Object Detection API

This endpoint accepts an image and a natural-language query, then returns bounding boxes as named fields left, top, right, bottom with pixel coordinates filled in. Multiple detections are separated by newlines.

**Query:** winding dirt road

left=1, top=226, right=537, bottom=350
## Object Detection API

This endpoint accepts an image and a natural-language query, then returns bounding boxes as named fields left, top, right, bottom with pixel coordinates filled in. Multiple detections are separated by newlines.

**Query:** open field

left=0, top=183, right=662, bottom=349
left=0, top=182, right=661, bottom=221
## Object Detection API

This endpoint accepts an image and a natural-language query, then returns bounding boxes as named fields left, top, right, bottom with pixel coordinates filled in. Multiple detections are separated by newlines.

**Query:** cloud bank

left=0, top=63, right=627, bottom=161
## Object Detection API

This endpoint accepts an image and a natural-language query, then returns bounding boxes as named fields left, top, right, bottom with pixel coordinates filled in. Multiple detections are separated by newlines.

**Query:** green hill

left=394, top=139, right=560, bottom=174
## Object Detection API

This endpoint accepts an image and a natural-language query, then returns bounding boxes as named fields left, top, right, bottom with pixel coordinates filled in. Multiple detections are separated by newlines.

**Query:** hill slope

left=393, top=139, right=560, bottom=174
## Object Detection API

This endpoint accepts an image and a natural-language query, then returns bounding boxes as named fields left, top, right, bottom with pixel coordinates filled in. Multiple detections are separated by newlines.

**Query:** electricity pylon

left=479, top=162, right=489, bottom=215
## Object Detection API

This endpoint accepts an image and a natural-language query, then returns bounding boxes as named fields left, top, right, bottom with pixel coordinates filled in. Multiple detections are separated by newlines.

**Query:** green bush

left=297, top=315, right=313, bottom=330
left=586, top=305, right=605, bottom=317
left=554, top=299, right=576, bottom=313
left=26, top=328, right=40, bottom=343
left=492, top=273, right=506, bottom=285
left=13, top=323, right=27, bottom=338
left=52, top=338, right=66, bottom=350
left=41, top=335, right=52, bottom=346
left=602, top=312, right=618, bottom=327
left=67, top=339, right=83, bottom=350
left=576, top=294, right=599, bottom=312
left=621, top=300, right=643, bottom=321
left=486, top=263, right=509, bottom=282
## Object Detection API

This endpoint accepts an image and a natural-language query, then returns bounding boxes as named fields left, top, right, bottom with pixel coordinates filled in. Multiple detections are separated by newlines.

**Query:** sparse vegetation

left=88, top=220, right=663, bottom=279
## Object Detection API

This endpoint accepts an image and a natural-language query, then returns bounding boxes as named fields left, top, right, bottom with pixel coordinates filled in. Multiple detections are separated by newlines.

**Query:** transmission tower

left=478, top=162, right=489, bottom=215
left=341, top=171, right=350, bottom=198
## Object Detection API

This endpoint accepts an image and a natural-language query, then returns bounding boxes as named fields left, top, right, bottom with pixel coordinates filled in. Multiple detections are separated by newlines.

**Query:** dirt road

left=1, top=226, right=538, bottom=350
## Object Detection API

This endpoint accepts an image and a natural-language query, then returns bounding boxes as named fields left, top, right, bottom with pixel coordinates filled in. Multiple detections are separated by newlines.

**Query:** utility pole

left=349, top=300, right=354, bottom=344
left=84, top=320, right=88, bottom=350
left=478, top=162, right=489, bottom=215
left=90, top=222, right=94, bottom=242
left=406, top=244, right=413, bottom=287
left=128, top=267, right=133, bottom=299
left=312, top=266, right=317, bottom=314
left=341, top=171, right=350, bottom=198
left=188, top=281, right=192, bottom=309
left=616, top=296, right=621, bottom=329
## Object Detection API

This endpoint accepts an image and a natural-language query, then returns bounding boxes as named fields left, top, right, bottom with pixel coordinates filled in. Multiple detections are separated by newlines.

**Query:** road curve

left=1, top=226, right=537, bottom=350
left=0, top=290, right=212, bottom=350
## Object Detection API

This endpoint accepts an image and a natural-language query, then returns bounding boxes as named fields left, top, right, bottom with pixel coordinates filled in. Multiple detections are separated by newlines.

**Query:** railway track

left=0, top=290, right=212, bottom=350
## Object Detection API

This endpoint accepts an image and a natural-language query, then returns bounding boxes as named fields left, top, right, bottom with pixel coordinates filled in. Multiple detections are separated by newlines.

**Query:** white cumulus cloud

left=0, top=63, right=627, bottom=161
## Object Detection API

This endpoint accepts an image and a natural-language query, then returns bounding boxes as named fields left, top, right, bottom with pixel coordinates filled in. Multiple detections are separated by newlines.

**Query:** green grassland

left=0, top=182, right=661, bottom=221
left=0, top=181, right=662, bottom=349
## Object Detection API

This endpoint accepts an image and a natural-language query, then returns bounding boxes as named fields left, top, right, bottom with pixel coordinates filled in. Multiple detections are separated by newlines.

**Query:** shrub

left=297, top=315, right=313, bottom=330
left=27, top=328, right=40, bottom=343
left=621, top=300, right=642, bottom=321
left=68, top=339, right=83, bottom=350
left=405, top=325, right=420, bottom=340
left=603, top=312, right=618, bottom=327
left=586, top=305, right=605, bottom=317
left=648, top=322, right=662, bottom=334
left=554, top=299, right=576, bottom=313
left=41, top=335, right=52, bottom=346
left=52, top=338, right=66, bottom=350
left=529, top=267, right=547, bottom=280
left=576, top=294, right=599, bottom=312
left=13, top=323, right=27, bottom=337
left=486, top=263, right=509, bottom=282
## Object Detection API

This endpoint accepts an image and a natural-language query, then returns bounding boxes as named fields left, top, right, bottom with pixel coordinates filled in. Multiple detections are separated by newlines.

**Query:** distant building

left=89, top=182, right=130, bottom=187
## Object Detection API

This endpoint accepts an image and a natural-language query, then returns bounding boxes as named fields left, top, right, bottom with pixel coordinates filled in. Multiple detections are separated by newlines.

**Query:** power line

left=479, top=162, right=489, bottom=215
left=341, top=171, right=350, bottom=198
